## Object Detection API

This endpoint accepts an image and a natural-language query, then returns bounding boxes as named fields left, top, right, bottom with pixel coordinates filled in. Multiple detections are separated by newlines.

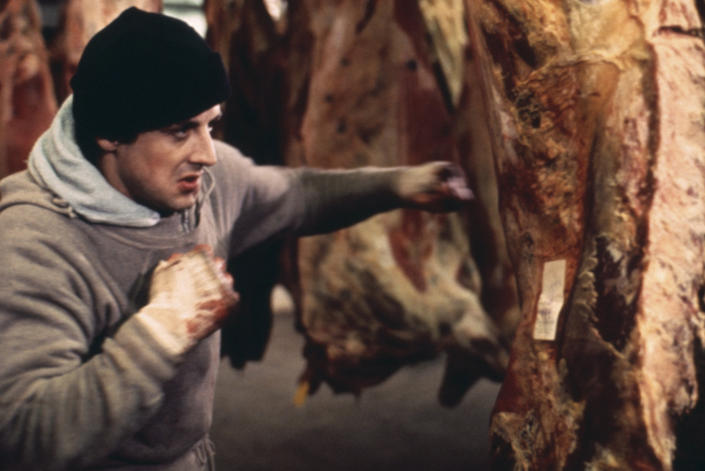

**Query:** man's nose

left=190, top=128, right=217, bottom=166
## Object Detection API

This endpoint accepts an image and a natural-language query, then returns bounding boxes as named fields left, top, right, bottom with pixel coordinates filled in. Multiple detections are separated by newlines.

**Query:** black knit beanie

left=71, top=7, right=230, bottom=141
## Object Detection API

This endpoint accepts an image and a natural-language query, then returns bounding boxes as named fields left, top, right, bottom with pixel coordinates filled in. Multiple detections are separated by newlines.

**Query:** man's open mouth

left=178, top=174, right=202, bottom=192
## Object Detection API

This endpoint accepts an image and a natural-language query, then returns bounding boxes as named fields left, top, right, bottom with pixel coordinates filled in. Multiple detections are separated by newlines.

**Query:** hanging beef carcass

left=465, top=0, right=705, bottom=468
left=0, top=0, right=56, bottom=178
left=286, top=0, right=513, bottom=404
left=207, top=0, right=520, bottom=405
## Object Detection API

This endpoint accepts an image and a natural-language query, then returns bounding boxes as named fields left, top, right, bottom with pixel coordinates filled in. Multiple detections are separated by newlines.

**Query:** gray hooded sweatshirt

left=0, top=97, right=403, bottom=470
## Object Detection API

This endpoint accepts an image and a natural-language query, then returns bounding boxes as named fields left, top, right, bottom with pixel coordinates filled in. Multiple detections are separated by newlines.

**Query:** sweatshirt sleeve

left=0, top=209, right=182, bottom=470
left=214, top=141, right=406, bottom=252
left=234, top=164, right=406, bottom=239
left=292, top=166, right=405, bottom=235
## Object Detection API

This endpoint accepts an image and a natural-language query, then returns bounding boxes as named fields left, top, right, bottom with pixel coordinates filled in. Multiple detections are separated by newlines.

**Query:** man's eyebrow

left=165, top=113, right=222, bottom=131
left=164, top=120, right=198, bottom=131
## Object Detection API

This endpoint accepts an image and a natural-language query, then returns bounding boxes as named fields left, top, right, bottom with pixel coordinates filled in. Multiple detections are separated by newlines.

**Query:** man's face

left=100, top=105, right=222, bottom=213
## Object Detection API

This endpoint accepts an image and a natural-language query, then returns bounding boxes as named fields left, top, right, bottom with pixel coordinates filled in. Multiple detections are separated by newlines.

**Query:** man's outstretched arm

left=216, top=142, right=472, bottom=253
left=294, top=161, right=474, bottom=235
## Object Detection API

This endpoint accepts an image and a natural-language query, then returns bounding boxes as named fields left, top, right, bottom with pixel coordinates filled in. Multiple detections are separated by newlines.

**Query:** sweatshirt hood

left=25, top=96, right=162, bottom=227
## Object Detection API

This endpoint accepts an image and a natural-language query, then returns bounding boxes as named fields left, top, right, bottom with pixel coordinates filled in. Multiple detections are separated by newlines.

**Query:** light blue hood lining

left=27, top=96, right=161, bottom=227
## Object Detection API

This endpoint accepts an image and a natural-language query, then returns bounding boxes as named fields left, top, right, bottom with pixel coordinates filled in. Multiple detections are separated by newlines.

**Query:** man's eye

left=170, top=128, right=189, bottom=139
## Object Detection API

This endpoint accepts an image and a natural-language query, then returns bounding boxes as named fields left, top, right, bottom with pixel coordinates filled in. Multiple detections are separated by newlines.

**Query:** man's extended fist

left=137, top=245, right=239, bottom=355
left=395, top=162, right=474, bottom=212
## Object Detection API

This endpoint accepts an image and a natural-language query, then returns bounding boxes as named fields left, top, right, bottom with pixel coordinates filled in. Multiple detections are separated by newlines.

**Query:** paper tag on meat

left=532, top=259, right=566, bottom=341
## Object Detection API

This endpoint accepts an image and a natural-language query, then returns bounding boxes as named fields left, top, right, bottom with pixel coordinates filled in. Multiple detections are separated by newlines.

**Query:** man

left=0, top=7, right=472, bottom=471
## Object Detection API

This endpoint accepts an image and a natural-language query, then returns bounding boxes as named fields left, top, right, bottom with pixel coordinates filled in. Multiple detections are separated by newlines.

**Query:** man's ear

left=96, top=138, right=119, bottom=152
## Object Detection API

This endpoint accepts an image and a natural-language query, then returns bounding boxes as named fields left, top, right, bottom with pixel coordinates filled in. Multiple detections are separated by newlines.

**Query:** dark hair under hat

left=70, top=7, right=230, bottom=141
